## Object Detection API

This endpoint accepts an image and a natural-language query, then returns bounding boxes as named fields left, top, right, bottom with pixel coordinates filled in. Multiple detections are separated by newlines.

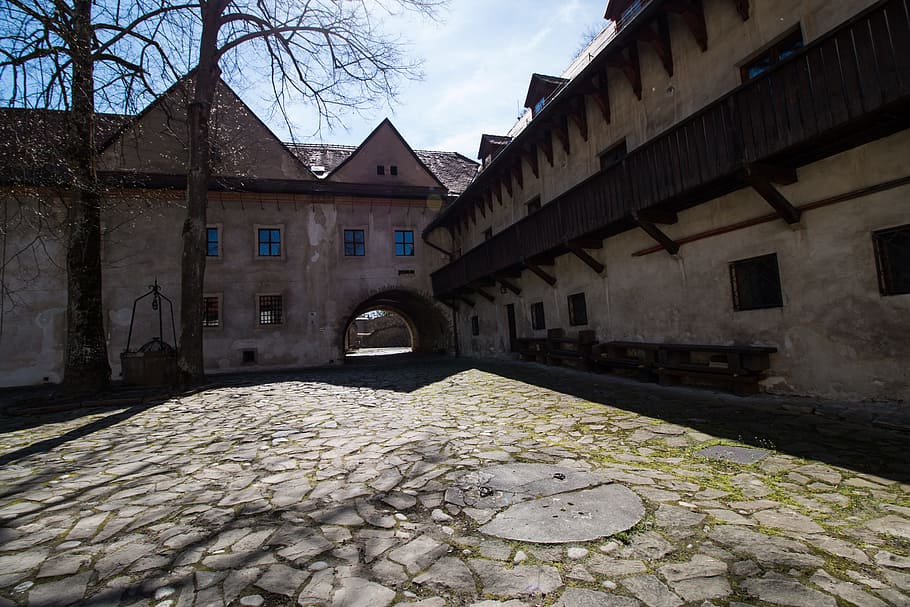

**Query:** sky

left=240, top=0, right=610, bottom=161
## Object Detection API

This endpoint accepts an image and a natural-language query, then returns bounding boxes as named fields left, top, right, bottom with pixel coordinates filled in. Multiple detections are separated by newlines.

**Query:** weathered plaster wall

left=458, top=130, right=910, bottom=401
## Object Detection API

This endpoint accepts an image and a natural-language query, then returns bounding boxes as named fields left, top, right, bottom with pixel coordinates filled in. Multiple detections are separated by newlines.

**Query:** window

left=873, top=224, right=910, bottom=295
left=741, top=28, right=804, bottom=82
left=390, top=165, right=398, bottom=176
left=395, top=230, right=414, bottom=256
left=483, top=227, right=493, bottom=241
left=206, top=227, right=220, bottom=257
left=377, top=165, right=385, bottom=175
left=533, top=97, right=547, bottom=116
left=568, top=292, right=588, bottom=326
left=258, top=228, right=281, bottom=257
left=599, top=140, right=627, bottom=171
left=242, top=349, right=257, bottom=364
left=258, top=295, right=283, bottom=325
left=202, top=295, right=221, bottom=328
left=530, top=301, right=546, bottom=330
left=471, top=315, right=480, bottom=336
left=730, top=253, right=783, bottom=311
left=344, top=229, right=365, bottom=256
left=526, top=197, right=541, bottom=215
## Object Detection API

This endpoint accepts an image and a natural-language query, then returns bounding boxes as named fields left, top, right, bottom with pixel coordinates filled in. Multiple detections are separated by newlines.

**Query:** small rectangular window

left=242, top=349, right=257, bottom=364
left=202, top=296, right=220, bottom=328
left=483, top=227, right=493, bottom=241
left=873, top=224, right=910, bottom=296
left=258, top=294, right=283, bottom=325
left=206, top=227, right=220, bottom=257
left=568, top=292, right=588, bottom=326
left=344, top=229, right=366, bottom=256
left=530, top=301, right=546, bottom=330
left=471, top=315, right=480, bottom=336
left=395, top=230, right=414, bottom=256
left=526, top=197, right=541, bottom=215
left=258, top=228, right=281, bottom=257
left=390, top=165, right=398, bottom=176
left=730, top=253, right=783, bottom=311
left=741, top=28, right=804, bottom=82
left=377, top=165, right=385, bottom=175
left=599, top=140, right=627, bottom=171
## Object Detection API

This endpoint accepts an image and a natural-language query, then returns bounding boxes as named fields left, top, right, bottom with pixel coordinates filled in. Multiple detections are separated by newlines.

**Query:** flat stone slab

left=446, top=464, right=608, bottom=510
left=479, top=484, right=644, bottom=544
left=695, top=445, right=770, bottom=464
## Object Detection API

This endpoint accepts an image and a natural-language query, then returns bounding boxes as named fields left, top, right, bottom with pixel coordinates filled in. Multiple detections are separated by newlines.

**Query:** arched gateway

left=341, top=289, right=452, bottom=357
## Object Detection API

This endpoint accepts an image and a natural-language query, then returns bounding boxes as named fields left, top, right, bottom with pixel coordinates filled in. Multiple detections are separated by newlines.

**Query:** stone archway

left=341, top=288, right=452, bottom=357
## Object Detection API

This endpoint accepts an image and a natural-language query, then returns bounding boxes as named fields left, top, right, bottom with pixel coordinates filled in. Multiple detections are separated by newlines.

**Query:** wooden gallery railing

left=432, top=0, right=910, bottom=298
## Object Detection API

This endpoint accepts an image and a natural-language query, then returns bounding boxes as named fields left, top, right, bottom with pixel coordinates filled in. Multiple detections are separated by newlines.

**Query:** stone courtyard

left=1, top=357, right=909, bottom=607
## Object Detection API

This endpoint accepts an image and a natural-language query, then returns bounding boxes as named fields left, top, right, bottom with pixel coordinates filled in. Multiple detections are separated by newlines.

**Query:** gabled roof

left=524, top=73, right=569, bottom=109
left=478, top=134, right=512, bottom=161
left=604, top=0, right=637, bottom=21
left=287, top=142, right=478, bottom=196
left=0, top=108, right=129, bottom=185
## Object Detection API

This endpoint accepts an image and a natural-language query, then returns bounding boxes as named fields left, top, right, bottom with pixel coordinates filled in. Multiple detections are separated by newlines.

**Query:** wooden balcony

left=432, top=0, right=910, bottom=299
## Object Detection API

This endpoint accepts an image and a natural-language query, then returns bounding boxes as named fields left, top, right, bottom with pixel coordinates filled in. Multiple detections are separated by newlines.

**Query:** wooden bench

left=590, top=341, right=661, bottom=379
left=655, top=343, right=777, bottom=396
left=546, top=329, right=597, bottom=371
left=516, top=336, right=548, bottom=363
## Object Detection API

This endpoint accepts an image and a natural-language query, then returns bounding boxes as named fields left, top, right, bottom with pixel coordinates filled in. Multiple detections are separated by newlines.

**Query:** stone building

left=0, top=79, right=477, bottom=386
left=423, top=0, right=910, bottom=400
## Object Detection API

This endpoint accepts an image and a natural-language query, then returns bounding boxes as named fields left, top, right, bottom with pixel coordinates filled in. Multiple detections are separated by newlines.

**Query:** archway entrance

left=342, top=289, right=451, bottom=361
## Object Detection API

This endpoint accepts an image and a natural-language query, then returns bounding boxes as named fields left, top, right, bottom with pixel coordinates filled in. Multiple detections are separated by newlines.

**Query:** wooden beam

left=483, top=190, right=493, bottom=212
left=637, top=14, right=674, bottom=76
left=457, top=295, right=475, bottom=307
left=567, top=241, right=605, bottom=274
left=512, top=161, right=524, bottom=189
left=552, top=116, right=570, bottom=154
left=634, top=212, right=680, bottom=254
left=636, top=209, right=678, bottom=224
left=570, top=238, right=603, bottom=250
left=606, top=44, right=642, bottom=100
left=477, top=197, right=486, bottom=218
left=569, top=98, right=589, bottom=142
left=522, top=146, right=539, bottom=178
left=475, top=288, right=495, bottom=303
left=749, top=178, right=802, bottom=224
left=588, top=71, right=612, bottom=123
left=498, top=279, right=521, bottom=296
left=540, top=134, right=554, bottom=166
left=745, top=163, right=798, bottom=185
left=502, top=173, right=513, bottom=197
left=526, top=264, right=557, bottom=286
left=733, top=0, right=749, bottom=20
left=493, top=183, right=502, bottom=205
left=664, top=0, right=707, bottom=52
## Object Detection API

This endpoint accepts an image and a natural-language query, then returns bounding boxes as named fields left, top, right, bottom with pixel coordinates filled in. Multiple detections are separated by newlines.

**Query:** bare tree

left=172, top=0, right=445, bottom=383
left=0, top=0, right=183, bottom=390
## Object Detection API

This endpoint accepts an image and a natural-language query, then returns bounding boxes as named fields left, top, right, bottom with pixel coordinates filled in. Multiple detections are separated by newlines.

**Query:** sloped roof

left=287, top=143, right=478, bottom=196
left=478, top=134, right=513, bottom=161
left=0, top=108, right=129, bottom=185
left=524, top=73, right=569, bottom=109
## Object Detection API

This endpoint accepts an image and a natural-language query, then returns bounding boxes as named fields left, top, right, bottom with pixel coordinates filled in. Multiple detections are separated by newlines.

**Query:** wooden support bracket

left=522, top=146, right=539, bottom=178
left=526, top=263, right=557, bottom=286
left=502, top=173, right=513, bottom=197
left=483, top=191, right=493, bottom=212
left=750, top=179, right=801, bottom=224
left=457, top=295, right=475, bottom=307
left=634, top=212, right=680, bottom=254
left=664, top=0, right=708, bottom=51
left=477, top=196, right=486, bottom=218
left=552, top=117, right=571, bottom=154
left=733, top=0, right=749, bottom=20
left=498, top=279, right=521, bottom=295
left=607, top=44, right=642, bottom=100
left=475, top=288, right=495, bottom=303
left=569, top=98, right=589, bottom=142
left=588, top=71, right=612, bottom=122
left=745, top=163, right=798, bottom=185
left=637, top=14, right=674, bottom=76
left=567, top=241, right=605, bottom=274
left=512, top=161, right=524, bottom=189
left=540, top=134, right=554, bottom=166
left=493, top=183, right=502, bottom=205
left=636, top=209, right=678, bottom=224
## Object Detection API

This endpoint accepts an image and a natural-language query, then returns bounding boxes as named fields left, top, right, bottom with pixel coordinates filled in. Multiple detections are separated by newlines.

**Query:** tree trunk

left=176, top=2, right=222, bottom=385
left=63, top=0, right=111, bottom=391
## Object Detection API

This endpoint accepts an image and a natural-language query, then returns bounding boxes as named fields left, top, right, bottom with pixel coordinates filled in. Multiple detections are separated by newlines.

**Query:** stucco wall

left=458, top=130, right=910, bottom=401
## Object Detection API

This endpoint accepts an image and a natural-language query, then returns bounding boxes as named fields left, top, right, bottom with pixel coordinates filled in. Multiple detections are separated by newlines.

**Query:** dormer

left=604, top=0, right=645, bottom=26
left=478, top=134, right=512, bottom=169
left=524, top=74, right=568, bottom=117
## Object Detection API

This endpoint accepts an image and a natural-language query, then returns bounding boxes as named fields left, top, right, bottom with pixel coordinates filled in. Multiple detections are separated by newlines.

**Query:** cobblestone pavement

left=1, top=357, right=909, bottom=607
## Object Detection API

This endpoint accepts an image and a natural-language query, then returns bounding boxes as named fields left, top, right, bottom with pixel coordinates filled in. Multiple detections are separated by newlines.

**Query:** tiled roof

left=0, top=108, right=129, bottom=185
left=287, top=143, right=478, bottom=196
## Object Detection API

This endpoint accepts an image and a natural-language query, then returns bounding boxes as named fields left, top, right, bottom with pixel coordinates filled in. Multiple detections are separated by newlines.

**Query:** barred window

left=568, top=292, right=588, bottom=326
left=873, top=224, right=910, bottom=295
left=258, top=295, right=283, bottom=325
left=471, top=315, right=480, bottom=336
left=730, top=253, right=783, bottom=311
left=526, top=196, right=541, bottom=215
left=395, top=230, right=414, bottom=256
left=258, top=228, right=281, bottom=257
left=530, top=301, right=546, bottom=330
left=202, top=296, right=220, bottom=328
left=206, top=227, right=220, bottom=257
left=344, top=229, right=365, bottom=256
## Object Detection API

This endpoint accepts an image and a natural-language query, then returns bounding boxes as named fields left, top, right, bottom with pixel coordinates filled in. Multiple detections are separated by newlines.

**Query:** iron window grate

left=259, top=295, right=283, bottom=325
left=730, top=253, right=783, bottom=311
left=202, top=296, right=220, bottom=327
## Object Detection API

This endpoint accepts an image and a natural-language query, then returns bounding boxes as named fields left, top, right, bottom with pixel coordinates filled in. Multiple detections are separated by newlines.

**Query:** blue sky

left=242, top=0, right=609, bottom=160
